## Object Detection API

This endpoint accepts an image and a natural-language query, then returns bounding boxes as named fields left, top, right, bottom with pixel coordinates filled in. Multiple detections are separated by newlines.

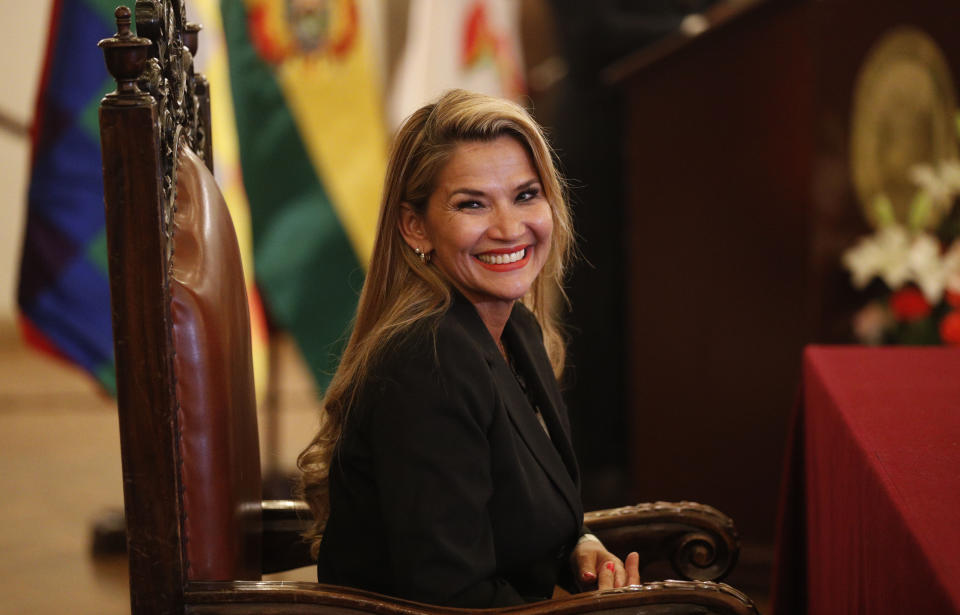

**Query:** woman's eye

left=455, top=200, right=482, bottom=210
left=517, top=188, right=539, bottom=202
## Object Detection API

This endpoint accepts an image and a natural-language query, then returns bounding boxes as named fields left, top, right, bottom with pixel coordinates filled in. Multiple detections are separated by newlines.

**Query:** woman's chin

left=465, top=286, right=535, bottom=307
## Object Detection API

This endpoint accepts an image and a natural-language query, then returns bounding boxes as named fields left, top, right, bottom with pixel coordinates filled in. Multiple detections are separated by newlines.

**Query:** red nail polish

left=582, top=571, right=596, bottom=580
left=605, top=562, right=615, bottom=572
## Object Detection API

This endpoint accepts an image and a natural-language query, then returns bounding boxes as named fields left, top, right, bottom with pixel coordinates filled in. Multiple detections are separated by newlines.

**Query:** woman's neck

left=470, top=298, right=515, bottom=357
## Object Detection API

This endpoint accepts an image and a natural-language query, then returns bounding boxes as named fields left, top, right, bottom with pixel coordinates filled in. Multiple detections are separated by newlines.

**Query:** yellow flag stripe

left=272, top=7, right=387, bottom=265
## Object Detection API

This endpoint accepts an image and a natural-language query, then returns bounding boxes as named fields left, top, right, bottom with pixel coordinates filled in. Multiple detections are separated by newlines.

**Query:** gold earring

left=414, top=247, right=426, bottom=263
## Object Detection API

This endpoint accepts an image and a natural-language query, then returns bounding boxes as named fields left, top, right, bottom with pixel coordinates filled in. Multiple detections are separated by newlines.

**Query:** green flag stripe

left=84, top=0, right=124, bottom=22
left=79, top=77, right=116, bottom=143
left=221, top=0, right=362, bottom=388
left=86, top=228, right=109, bottom=275
left=95, top=361, right=117, bottom=396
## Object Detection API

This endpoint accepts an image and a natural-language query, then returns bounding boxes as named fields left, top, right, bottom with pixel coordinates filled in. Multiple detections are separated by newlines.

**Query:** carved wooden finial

left=182, top=22, right=202, bottom=57
left=114, top=5, right=133, bottom=37
left=98, top=5, right=152, bottom=97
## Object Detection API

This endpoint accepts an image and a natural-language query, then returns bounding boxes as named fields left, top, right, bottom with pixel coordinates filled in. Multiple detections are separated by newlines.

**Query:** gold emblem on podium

left=850, top=27, right=958, bottom=229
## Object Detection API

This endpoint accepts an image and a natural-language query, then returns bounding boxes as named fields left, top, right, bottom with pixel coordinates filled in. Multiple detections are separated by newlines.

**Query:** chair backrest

left=98, top=2, right=262, bottom=611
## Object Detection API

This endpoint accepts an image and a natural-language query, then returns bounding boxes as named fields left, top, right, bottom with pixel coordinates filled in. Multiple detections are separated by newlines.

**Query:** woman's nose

left=488, top=204, right=524, bottom=240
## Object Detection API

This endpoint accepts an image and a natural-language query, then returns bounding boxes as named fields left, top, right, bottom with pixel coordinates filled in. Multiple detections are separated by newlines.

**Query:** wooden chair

left=97, top=2, right=759, bottom=613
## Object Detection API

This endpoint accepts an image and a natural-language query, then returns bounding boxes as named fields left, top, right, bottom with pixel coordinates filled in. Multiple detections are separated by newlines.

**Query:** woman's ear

left=398, top=203, right=433, bottom=253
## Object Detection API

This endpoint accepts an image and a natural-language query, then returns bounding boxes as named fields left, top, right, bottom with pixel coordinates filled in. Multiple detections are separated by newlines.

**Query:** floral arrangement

left=842, top=160, right=960, bottom=345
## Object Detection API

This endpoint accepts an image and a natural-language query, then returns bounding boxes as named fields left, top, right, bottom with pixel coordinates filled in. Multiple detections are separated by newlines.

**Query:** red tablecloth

left=772, top=346, right=960, bottom=614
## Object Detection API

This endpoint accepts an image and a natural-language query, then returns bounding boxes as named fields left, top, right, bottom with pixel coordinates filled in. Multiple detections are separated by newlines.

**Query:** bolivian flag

left=221, top=0, right=387, bottom=389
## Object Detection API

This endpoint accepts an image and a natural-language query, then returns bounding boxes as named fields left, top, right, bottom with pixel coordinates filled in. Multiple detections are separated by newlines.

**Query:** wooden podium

left=601, top=0, right=960, bottom=586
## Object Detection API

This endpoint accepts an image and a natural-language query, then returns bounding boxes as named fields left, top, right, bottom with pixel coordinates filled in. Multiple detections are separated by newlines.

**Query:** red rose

left=946, top=288, right=960, bottom=309
left=940, top=311, right=960, bottom=346
left=889, top=287, right=932, bottom=322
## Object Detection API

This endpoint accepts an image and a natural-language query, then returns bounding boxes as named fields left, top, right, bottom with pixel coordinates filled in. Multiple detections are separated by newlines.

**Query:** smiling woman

left=398, top=136, right=554, bottom=340
left=297, top=90, right=639, bottom=608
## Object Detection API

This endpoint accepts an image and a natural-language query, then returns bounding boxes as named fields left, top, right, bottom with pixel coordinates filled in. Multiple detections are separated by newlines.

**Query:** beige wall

left=0, top=0, right=53, bottom=325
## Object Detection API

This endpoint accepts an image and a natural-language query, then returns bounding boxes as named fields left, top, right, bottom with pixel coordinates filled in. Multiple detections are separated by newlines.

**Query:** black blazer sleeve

left=368, top=322, right=527, bottom=607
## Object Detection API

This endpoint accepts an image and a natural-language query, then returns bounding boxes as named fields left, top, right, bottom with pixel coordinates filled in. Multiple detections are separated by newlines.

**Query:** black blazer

left=317, top=293, right=586, bottom=607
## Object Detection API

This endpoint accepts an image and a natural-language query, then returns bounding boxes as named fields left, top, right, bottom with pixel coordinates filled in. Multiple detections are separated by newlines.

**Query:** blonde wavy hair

left=297, top=89, right=575, bottom=556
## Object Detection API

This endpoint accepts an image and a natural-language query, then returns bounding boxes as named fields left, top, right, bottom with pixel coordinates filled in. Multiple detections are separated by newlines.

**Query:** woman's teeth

left=477, top=248, right=526, bottom=265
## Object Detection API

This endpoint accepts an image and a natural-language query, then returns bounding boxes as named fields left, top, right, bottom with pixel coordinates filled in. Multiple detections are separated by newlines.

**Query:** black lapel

left=502, top=309, right=581, bottom=488
left=447, top=294, right=582, bottom=524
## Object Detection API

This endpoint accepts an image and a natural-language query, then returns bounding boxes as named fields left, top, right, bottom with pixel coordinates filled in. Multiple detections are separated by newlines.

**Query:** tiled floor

left=0, top=329, right=319, bottom=614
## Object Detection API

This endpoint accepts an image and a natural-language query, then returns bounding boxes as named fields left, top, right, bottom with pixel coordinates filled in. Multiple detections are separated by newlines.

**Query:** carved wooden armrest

left=542, top=581, right=758, bottom=615
left=262, top=499, right=313, bottom=574
left=584, top=501, right=739, bottom=582
left=261, top=499, right=740, bottom=581
left=186, top=579, right=759, bottom=614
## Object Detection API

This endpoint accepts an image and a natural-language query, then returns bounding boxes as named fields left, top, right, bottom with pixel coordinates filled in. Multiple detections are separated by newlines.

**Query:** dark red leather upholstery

left=170, top=144, right=262, bottom=581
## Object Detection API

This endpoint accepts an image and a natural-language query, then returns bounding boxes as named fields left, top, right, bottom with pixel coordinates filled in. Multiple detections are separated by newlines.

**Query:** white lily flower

left=847, top=158, right=960, bottom=301
left=939, top=159, right=960, bottom=193
left=910, top=163, right=951, bottom=208
left=842, top=226, right=912, bottom=289
left=908, top=233, right=947, bottom=302
left=909, top=160, right=960, bottom=219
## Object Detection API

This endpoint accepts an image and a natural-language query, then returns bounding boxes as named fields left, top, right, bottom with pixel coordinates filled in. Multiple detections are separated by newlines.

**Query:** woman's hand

left=571, top=538, right=640, bottom=590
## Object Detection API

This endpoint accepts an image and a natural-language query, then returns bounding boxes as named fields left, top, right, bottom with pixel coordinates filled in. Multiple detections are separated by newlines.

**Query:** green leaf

left=872, top=193, right=896, bottom=227
left=891, top=317, right=941, bottom=345
left=908, top=190, right=933, bottom=231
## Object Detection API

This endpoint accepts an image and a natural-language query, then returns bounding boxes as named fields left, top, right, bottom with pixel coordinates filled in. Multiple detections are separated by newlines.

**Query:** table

left=771, top=346, right=960, bottom=614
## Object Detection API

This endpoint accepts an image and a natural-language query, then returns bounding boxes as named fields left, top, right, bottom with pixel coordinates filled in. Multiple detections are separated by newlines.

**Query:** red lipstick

left=474, top=246, right=531, bottom=272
